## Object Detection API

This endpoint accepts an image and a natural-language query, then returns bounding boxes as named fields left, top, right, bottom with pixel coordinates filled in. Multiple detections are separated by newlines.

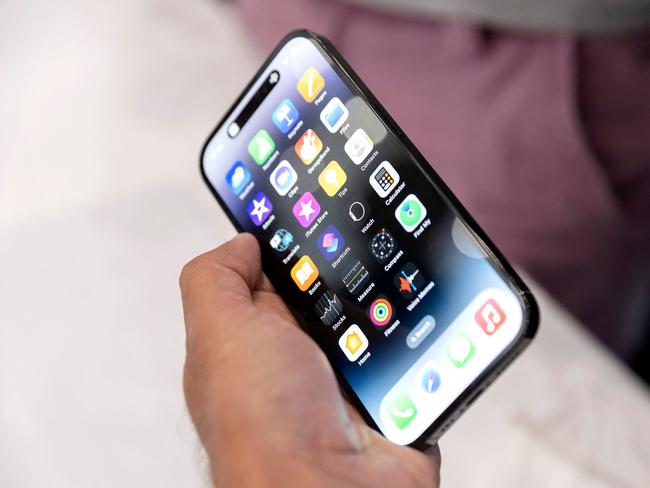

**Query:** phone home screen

left=202, top=35, right=527, bottom=445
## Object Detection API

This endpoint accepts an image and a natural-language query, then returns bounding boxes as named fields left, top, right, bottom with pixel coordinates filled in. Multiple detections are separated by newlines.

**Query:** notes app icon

left=297, top=67, right=325, bottom=102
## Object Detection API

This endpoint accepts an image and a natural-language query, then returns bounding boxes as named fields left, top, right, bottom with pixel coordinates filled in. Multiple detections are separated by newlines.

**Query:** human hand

left=180, top=233, right=441, bottom=487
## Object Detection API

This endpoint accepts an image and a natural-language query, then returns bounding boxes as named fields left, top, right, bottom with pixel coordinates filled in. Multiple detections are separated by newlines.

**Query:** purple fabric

left=237, top=0, right=650, bottom=357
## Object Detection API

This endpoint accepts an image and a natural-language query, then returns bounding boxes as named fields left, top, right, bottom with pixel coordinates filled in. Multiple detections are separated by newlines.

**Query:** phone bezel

left=199, top=29, right=539, bottom=449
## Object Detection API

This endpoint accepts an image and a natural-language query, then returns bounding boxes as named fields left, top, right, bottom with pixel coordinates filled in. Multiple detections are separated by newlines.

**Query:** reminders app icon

left=320, top=97, right=349, bottom=133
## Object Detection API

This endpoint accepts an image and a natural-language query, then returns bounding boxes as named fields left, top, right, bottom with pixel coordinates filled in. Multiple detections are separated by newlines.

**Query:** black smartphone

left=200, top=30, right=538, bottom=448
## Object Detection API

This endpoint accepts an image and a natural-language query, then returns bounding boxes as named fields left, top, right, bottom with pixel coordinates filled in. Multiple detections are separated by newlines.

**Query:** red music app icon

left=475, top=298, right=506, bottom=336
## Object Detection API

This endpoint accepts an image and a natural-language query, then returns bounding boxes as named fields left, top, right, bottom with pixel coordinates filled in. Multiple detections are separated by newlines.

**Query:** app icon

left=246, top=191, right=273, bottom=227
left=294, top=128, right=323, bottom=165
left=341, top=259, right=370, bottom=296
left=290, top=255, right=319, bottom=292
left=369, top=228, right=396, bottom=263
left=225, top=161, right=251, bottom=196
left=318, top=161, right=347, bottom=197
left=393, top=262, right=426, bottom=299
left=338, top=324, right=368, bottom=361
left=395, top=194, right=427, bottom=232
left=269, top=160, right=298, bottom=196
left=369, top=161, right=400, bottom=198
left=317, top=224, right=345, bottom=261
left=447, top=332, right=476, bottom=368
left=388, top=394, right=417, bottom=430
left=475, top=298, right=506, bottom=336
left=272, top=99, right=299, bottom=134
left=368, top=295, right=393, bottom=328
left=292, top=192, right=321, bottom=228
left=344, top=128, right=373, bottom=165
left=297, top=67, right=325, bottom=103
left=248, top=130, right=275, bottom=166
left=269, top=228, right=293, bottom=252
left=344, top=197, right=371, bottom=228
left=315, top=289, right=343, bottom=326
left=320, top=97, right=349, bottom=133
left=418, top=361, right=441, bottom=394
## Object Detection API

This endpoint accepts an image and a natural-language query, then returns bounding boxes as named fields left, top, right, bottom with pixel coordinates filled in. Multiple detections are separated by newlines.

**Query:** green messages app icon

left=388, top=393, right=417, bottom=429
left=248, top=130, right=275, bottom=165
left=446, top=332, right=476, bottom=368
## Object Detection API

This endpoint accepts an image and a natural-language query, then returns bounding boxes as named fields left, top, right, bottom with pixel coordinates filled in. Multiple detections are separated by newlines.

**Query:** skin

left=180, top=233, right=441, bottom=487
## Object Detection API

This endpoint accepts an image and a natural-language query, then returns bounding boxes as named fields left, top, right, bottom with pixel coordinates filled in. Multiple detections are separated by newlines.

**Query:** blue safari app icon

left=272, top=99, right=299, bottom=134
left=225, top=161, right=251, bottom=196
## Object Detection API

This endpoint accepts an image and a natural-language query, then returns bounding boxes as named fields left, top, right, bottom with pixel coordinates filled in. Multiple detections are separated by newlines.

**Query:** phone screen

left=202, top=34, right=528, bottom=445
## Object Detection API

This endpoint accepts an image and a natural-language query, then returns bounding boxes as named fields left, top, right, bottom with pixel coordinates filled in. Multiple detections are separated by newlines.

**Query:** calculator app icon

left=369, top=161, right=400, bottom=198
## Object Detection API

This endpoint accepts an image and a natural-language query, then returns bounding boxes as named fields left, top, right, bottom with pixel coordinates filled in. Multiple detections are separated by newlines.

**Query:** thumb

left=179, top=233, right=262, bottom=345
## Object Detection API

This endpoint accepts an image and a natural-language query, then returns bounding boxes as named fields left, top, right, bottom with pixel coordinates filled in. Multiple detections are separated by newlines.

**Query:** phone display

left=201, top=32, right=537, bottom=446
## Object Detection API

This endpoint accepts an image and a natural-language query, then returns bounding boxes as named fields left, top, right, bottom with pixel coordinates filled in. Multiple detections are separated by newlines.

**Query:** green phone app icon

left=248, top=130, right=276, bottom=165
left=395, top=194, right=427, bottom=232
left=388, top=393, right=418, bottom=429
left=446, top=332, right=476, bottom=367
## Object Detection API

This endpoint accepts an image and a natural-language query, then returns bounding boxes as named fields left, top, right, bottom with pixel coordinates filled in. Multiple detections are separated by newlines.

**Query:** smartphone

left=200, top=30, right=538, bottom=448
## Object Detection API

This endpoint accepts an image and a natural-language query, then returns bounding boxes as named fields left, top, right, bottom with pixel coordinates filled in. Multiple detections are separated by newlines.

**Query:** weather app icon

left=225, top=161, right=251, bottom=196
left=317, top=224, right=345, bottom=261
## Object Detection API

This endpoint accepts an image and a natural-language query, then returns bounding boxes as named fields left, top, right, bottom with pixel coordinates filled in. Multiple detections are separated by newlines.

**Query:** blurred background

left=1, top=0, right=649, bottom=486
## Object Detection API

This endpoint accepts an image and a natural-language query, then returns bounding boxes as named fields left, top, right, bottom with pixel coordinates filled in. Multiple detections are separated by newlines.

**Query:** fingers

left=179, top=233, right=262, bottom=341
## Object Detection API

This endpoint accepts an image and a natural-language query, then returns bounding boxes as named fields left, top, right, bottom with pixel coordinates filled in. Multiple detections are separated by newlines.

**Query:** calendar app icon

left=369, top=161, right=400, bottom=198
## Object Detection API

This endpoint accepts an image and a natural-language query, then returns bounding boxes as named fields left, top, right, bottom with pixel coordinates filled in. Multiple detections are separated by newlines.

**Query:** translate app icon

left=272, top=99, right=299, bottom=134
left=225, top=161, right=251, bottom=196
left=317, top=224, right=345, bottom=261
left=246, top=191, right=273, bottom=227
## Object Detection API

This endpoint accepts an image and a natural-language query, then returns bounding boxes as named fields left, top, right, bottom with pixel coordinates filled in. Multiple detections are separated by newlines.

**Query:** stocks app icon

left=315, top=290, right=343, bottom=326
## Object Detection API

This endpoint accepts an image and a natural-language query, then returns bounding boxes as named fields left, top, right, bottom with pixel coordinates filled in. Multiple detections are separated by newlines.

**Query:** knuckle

left=179, top=255, right=209, bottom=291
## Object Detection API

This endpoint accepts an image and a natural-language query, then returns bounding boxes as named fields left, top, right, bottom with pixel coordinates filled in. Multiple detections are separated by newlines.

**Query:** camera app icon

left=344, top=128, right=374, bottom=165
